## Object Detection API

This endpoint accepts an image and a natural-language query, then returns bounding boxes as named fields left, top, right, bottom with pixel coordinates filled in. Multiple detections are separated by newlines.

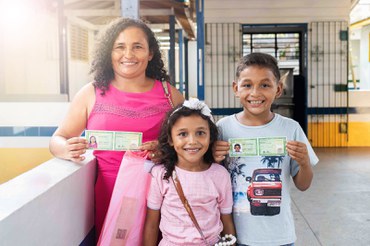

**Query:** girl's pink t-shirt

left=148, top=164, right=233, bottom=245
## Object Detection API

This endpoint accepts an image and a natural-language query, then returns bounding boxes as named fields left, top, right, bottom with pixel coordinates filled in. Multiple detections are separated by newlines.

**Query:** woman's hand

left=213, top=140, right=230, bottom=163
left=64, top=137, right=89, bottom=162
left=49, top=83, right=94, bottom=162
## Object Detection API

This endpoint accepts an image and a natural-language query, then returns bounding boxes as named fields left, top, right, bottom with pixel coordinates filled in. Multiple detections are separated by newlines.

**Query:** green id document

left=85, top=130, right=142, bottom=151
left=229, top=136, right=287, bottom=157
left=258, top=137, right=287, bottom=156
left=229, top=138, right=258, bottom=157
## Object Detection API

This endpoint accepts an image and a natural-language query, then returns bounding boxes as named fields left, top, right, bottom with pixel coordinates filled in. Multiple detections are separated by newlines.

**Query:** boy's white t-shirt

left=217, top=113, right=319, bottom=246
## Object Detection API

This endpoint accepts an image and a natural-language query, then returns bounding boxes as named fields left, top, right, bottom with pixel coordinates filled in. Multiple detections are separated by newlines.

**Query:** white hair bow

left=182, top=98, right=214, bottom=121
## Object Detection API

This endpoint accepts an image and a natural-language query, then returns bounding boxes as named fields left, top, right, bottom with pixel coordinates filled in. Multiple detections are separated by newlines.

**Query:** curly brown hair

left=156, top=105, right=219, bottom=181
left=90, top=17, right=169, bottom=94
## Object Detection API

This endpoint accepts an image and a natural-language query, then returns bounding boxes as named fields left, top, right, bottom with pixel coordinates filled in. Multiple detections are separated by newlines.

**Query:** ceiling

left=350, top=0, right=370, bottom=23
left=63, top=0, right=197, bottom=39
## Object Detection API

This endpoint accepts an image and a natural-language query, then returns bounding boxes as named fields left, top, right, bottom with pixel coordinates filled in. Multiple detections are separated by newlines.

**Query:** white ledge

left=0, top=153, right=96, bottom=246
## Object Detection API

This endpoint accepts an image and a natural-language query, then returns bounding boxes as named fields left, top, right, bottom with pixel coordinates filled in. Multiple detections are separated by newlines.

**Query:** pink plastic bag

left=98, top=151, right=154, bottom=246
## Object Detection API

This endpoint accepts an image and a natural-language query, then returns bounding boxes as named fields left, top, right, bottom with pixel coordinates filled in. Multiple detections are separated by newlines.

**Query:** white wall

left=68, top=60, right=92, bottom=99
left=349, top=90, right=370, bottom=121
left=0, top=103, right=69, bottom=126
left=359, top=25, right=370, bottom=90
left=0, top=8, right=92, bottom=101
left=0, top=15, right=60, bottom=96
left=188, top=40, right=198, bottom=98
left=0, top=155, right=95, bottom=246
left=0, top=102, right=70, bottom=148
left=205, top=0, right=350, bottom=23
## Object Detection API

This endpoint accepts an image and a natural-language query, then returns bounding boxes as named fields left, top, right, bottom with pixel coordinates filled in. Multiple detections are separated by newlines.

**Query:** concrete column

left=169, top=15, right=176, bottom=85
left=121, top=0, right=139, bottom=19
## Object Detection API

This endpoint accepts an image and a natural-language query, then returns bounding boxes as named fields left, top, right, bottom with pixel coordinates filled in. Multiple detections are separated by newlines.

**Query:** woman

left=49, top=17, right=184, bottom=238
left=88, top=135, right=98, bottom=149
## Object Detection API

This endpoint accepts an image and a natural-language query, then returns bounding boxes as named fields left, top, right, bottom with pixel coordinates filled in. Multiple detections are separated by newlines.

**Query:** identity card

left=229, top=138, right=258, bottom=157
left=258, top=137, right=287, bottom=156
left=229, top=136, right=287, bottom=157
left=85, top=130, right=142, bottom=151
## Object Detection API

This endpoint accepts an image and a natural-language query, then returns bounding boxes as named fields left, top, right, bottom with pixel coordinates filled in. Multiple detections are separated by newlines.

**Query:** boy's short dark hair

left=236, top=52, right=280, bottom=82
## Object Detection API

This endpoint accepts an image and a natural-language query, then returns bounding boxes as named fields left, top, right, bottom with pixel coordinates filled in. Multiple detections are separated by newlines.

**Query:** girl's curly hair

left=156, top=106, right=219, bottom=181
left=90, top=17, right=169, bottom=94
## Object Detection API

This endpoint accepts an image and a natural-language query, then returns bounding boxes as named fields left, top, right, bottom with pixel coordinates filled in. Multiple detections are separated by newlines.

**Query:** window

left=243, top=32, right=301, bottom=75
left=70, top=24, right=89, bottom=61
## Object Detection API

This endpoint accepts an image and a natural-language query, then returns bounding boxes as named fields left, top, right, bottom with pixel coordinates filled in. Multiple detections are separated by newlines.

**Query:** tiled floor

left=292, top=147, right=370, bottom=246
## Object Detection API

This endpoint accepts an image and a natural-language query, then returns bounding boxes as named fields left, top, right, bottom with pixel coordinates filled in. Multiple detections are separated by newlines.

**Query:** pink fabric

left=89, top=143, right=98, bottom=149
left=87, top=81, right=172, bottom=238
left=147, top=164, right=233, bottom=245
left=97, top=151, right=152, bottom=246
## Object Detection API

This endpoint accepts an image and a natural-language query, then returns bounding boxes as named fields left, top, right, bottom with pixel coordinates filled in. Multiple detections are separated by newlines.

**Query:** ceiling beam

left=85, top=0, right=116, bottom=1
left=63, top=0, right=196, bottom=39
left=64, top=0, right=83, bottom=4
left=140, top=8, right=174, bottom=16
left=65, top=8, right=174, bottom=17
left=173, top=7, right=195, bottom=39
left=114, top=0, right=120, bottom=9
left=350, top=17, right=370, bottom=29
left=68, top=16, right=99, bottom=30
left=64, top=9, right=120, bottom=17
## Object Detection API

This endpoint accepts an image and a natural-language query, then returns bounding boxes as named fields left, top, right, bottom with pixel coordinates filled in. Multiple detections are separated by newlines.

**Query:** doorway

left=242, top=24, right=308, bottom=133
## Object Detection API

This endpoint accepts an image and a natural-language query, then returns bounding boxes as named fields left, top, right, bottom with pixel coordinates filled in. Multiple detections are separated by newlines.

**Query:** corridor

left=293, top=147, right=370, bottom=245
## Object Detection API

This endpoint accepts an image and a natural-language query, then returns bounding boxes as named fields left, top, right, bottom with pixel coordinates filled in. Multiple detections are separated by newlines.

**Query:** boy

left=233, top=143, right=241, bottom=153
left=216, top=53, right=318, bottom=246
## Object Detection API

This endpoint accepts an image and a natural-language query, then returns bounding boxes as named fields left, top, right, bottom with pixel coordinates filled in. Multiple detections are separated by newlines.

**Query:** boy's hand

left=213, top=140, right=230, bottom=163
left=139, top=140, right=158, bottom=152
left=287, top=140, right=313, bottom=191
left=286, top=140, right=310, bottom=167
left=139, top=140, right=160, bottom=162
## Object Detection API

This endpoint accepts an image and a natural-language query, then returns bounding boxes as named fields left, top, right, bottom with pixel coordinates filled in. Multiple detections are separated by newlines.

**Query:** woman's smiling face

left=111, top=26, right=153, bottom=80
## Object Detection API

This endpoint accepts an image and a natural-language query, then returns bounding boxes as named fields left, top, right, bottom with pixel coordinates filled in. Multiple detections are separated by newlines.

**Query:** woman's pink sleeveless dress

left=87, top=81, right=172, bottom=238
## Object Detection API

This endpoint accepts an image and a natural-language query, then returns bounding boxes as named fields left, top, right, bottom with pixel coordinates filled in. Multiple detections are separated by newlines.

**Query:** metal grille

left=204, top=23, right=242, bottom=112
left=308, top=21, right=348, bottom=147
left=243, top=33, right=300, bottom=75
left=257, top=189, right=282, bottom=196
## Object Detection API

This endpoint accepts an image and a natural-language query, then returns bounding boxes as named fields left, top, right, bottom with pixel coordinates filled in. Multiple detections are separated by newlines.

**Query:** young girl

left=144, top=98, right=236, bottom=246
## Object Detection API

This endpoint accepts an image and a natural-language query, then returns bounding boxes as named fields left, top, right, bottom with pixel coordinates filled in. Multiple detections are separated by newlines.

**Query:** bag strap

left=171, top=170, right=209, bottom=245
left=161, top=81, right=175, bottom=108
